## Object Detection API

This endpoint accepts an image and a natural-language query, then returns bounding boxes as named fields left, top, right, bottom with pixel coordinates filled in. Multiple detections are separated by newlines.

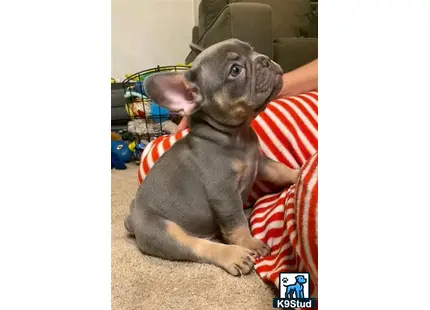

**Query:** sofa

left=111, top=82, right=131, bottom=129
left=185, top=0, right=318, bottom=72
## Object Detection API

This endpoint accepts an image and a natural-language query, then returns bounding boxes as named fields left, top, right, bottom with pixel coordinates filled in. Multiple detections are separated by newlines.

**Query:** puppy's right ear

left=143, top=71, right=200, bottom=116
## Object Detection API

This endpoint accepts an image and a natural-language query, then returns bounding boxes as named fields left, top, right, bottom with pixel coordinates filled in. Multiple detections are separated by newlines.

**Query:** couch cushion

left=273, top=37, right=318, bottom=72
left=187, top=3, right=274, bottom=63
left=308, top=2, right=318, bottom=38
left=199, top=0, right=229, bottom=35
left=231, top=0, right=311, bottom=38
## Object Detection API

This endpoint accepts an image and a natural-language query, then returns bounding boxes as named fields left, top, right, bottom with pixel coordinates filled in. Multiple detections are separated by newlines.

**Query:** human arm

left=276, top=58, right=318, bottom=98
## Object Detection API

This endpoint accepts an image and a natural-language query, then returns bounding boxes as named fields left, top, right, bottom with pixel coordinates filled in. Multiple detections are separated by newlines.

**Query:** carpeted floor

left=111, top=163, right=277, bottom=310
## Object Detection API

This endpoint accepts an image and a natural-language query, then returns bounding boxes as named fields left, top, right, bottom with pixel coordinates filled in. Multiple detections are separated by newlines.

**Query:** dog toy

left=116, top=129, right=134, bottom=142
left=125, top=99, right=146, bottom=118
left=161, top=120, right=178, bottom=133
left=150, top=102, right=169, bottom=121
left=111, top=140, right=133, bottom=169
left=111, top=132, right=122, bottom=141
left=127, top=119, right=178, bottom=137
left=128, top=141, right=147, bottom=164
left=111, top=152, right=127, bottom=170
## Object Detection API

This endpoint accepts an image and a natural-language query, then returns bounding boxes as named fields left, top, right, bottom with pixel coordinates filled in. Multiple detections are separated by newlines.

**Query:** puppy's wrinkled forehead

left=191, top=39, right=253, bottom=80
left=195, top=39, right=252, bottom=64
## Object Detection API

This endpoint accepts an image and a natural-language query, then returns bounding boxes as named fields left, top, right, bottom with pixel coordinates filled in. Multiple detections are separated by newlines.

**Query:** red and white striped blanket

left=137, top=91, right=318, bottom=300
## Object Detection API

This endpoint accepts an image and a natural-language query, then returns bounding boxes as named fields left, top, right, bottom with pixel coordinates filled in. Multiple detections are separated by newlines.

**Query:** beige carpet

left=111, top=163, right=277, bottom=310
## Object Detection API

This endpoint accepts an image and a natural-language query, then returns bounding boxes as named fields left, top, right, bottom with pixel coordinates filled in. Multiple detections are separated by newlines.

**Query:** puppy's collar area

left=188, top=112, right=251, bottom=146
left=191, top=112, right=246, bottom=132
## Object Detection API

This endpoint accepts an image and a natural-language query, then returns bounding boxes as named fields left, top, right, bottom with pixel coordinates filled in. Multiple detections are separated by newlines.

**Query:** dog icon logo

left=279, top=272, right=310, bottom=299
left=274, top=272, right=316, bottom=308
left=282, top=275, right=307, bottom=298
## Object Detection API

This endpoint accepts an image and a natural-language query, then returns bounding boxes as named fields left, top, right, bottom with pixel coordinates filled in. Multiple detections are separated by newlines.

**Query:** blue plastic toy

left=111, top=152, right=127, bottom=170
left=111, top=141, right=133, bottom=169
left=150, top=102, right=170, bottom=121
left=134, top=81, right=147, bottom=96
left=134, top=142, right=146, bottom=161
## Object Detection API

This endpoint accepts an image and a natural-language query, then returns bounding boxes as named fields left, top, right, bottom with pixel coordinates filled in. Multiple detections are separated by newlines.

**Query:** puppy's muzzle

left=254, top=56, right=282, bottom=91
left=252, top=56, right=283, bottom=111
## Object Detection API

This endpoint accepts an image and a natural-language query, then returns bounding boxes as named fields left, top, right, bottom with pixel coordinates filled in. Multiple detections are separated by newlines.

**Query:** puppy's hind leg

left=131, top=212, right=256, bottom=276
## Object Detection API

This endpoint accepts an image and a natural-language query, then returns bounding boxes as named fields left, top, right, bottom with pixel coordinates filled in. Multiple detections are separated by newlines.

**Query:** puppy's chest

left=230, top=137, right=260, bottom=192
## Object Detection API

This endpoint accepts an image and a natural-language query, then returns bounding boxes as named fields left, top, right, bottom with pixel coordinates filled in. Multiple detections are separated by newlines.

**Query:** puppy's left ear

left=143, top=71, right=201, bottom=116
left=189, top=43, right=204, bottom=55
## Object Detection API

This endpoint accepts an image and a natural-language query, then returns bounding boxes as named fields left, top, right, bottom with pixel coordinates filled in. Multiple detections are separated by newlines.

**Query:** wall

left=111, top=0, right=195, bottom=80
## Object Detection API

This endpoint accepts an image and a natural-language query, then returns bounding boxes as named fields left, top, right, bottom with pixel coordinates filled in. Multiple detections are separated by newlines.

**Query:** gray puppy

left=125, top=39, right=299, bottom=276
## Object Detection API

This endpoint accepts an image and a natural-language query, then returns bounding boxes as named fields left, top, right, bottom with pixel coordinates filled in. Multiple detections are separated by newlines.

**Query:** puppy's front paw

left=218, top=245, right=255, bottom=276
left=241, top=237, right=271, bottom=257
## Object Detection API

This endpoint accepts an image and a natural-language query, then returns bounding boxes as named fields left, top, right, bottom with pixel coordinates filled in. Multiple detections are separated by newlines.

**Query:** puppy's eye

left=229, top=65, right=242, bottom=77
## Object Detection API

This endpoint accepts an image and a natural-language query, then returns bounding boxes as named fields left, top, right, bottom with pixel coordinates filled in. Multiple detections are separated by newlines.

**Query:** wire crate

left=122, top=65, right=190, bottom=142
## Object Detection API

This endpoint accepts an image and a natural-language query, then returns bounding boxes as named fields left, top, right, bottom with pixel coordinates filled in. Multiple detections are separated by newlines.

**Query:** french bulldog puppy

left=125, top=39, right=299, bottom=276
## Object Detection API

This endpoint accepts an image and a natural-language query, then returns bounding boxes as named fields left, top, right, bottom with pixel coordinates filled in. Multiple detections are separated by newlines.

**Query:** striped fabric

left=251, top=153, right=318, bottom=298
left=249, top=92, right=318, bottom=301
left=137, top=92, right=318, bottom=301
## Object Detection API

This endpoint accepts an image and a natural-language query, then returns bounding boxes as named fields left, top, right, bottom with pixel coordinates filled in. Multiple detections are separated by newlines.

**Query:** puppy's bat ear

left=189, top=43, right=204, bottom=55
left=143, top=71, right=200, bottom=116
